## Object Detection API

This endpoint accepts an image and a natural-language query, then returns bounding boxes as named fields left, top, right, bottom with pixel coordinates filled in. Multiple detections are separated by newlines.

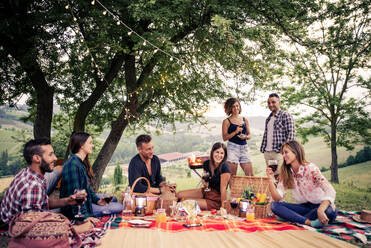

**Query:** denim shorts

left=227, top=142, right=251, bottom=163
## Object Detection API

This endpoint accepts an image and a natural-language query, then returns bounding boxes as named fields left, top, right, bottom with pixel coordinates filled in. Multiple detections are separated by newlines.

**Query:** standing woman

left=60, top=132, right=123, bottom=219
left=222, top=98, right=253, bottom=176
left=267, top=140, right=337, bottom=227
left=176, top=142, right=231, bottom=210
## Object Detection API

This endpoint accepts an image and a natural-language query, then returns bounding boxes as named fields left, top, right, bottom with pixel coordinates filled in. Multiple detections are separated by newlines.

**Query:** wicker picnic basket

left=131, top=177, right=158, bottom=214
left=229, top=176, right=271, bottom=218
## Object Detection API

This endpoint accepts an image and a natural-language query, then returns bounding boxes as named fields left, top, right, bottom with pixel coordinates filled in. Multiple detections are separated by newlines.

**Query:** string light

left=65, top=0, right=186, bottom=117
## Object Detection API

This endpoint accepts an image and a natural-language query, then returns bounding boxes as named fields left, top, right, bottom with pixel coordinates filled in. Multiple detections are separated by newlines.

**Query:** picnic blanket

left=96, top=211, right=368, bottom=246
left=1, top=211, right=367, bottom=247
left=96, top=215, right=303, bottom=233
left=297, top=210, right=371, bottom=246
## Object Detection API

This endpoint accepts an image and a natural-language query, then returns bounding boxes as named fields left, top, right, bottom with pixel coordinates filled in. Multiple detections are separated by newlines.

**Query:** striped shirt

left=0, top=167, right=49, bottom=223
left=260, top=110, right=295, bottom=153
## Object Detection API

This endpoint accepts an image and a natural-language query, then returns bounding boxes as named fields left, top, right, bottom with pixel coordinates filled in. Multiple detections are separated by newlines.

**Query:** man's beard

left=40, top=158, right=53, bottom=174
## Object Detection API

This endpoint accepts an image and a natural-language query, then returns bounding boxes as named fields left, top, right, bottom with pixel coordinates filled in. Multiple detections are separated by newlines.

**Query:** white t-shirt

left=266, top=115, right=275, bottom=151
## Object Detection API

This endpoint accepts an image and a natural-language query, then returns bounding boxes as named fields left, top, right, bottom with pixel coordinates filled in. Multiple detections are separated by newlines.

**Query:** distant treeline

left=320, top=146, right=371, bottom=172
left=0, top=150, right=23, bottom=177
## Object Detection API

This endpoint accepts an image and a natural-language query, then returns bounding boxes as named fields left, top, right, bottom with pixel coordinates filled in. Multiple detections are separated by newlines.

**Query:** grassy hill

left=322, top=161, right=371, bottom=211
left=323, top=161, right=371, bottom=189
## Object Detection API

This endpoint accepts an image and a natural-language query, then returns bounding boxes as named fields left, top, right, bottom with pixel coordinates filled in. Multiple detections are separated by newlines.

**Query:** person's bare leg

left=240, top=162, right=253, bottom=176
left=176, top=188, right=203, bottom=201
left=195, top=199, right=209, bottom=210
left=228, top=162, right=238, bottom=176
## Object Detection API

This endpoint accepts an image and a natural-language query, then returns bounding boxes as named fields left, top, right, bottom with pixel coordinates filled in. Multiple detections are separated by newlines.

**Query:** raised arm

left=222, top=119, right=241, bottom=141
left=266, top=167, right=284, bottom=201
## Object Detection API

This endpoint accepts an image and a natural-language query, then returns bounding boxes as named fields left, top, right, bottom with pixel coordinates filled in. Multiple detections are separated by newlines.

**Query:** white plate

left=128, top=220, right=152, bottom=225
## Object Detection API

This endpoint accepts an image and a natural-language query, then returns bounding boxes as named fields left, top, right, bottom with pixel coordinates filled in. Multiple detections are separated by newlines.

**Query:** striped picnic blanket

left=96, top=215, right=303, bottom=233
left=297, top=210, right=371, bottom=246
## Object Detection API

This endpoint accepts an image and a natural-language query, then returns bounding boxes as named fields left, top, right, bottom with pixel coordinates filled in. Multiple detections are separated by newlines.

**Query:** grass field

left=323, top=161, right=371, bottom=189
left=0, top=176, right=13, bottom=193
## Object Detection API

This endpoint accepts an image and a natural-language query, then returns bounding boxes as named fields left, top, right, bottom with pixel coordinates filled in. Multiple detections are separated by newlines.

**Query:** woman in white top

left=267, top=140, right=337, bottom=227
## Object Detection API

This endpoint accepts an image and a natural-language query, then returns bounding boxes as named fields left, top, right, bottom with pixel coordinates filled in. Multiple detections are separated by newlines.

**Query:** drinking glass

left=268, top=160, right=278, bottom=173
left=102, top=189, right=113, bottom=215
left=74, top=189, right=86, bottom=220
left=202, top=171, right=211, bottom=192
left=167, top=180, right=177, bottom=192
left=230, top=198, right=239, bottom=216
left=268, top=160, right=279, bottom=182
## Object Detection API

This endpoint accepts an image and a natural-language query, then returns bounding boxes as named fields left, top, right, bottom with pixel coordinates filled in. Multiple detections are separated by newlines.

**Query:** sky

left=205, top=99, right=270, bottom=118
left=204, top=86, right=370, bottom=118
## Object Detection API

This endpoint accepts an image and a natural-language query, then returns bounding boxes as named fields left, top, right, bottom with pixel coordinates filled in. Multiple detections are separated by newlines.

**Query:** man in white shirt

left=260, top=93, right=295, bottom=174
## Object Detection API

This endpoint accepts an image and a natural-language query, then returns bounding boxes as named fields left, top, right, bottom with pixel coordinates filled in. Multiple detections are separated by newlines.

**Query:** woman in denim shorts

left=222, top=98, right=253, bottom=176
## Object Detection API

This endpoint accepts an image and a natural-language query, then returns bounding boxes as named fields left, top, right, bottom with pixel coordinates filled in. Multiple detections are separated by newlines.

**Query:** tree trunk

left=90, top=54, right=138, bottom=191
left=73, top=52, right=125, bottom=132
left=330, top=122, right=339, bottom=183
left=90, top=109, right=129, bottom=191
left=33, top=85, right=54, bottom=140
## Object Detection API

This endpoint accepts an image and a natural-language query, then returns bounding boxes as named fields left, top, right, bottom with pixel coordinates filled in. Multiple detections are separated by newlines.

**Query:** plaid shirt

left=260, top=109, right=295, bottom=153
left=0, top=167, right=49, bottom=223
left=59, top=154, right=100, bottom=219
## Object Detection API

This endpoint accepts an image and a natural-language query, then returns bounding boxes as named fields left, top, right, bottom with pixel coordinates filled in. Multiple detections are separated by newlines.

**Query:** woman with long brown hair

left=267, top=140, right=337, bottom=227
left=60, top=132, right=123, bottom=219
left=176, top=142, right=231, bottom=210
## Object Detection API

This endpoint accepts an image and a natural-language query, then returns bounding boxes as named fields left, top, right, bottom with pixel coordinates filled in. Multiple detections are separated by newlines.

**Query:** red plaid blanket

left=95, top=215, right=303, bottom=233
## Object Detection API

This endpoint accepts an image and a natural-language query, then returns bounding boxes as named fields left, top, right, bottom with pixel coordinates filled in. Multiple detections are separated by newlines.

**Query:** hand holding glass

left=102, top=189, right=113, bottom=214
left=74, top=189, right=86, bottom=219
left=202, top=171, right=211, bottom=192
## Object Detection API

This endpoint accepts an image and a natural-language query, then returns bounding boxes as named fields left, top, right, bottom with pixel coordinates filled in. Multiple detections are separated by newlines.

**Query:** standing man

left=129, top=134, right=168, bottom=194
left=0, top=139, right=95, bottom=232
left=260, top=93, right=295, bottom=174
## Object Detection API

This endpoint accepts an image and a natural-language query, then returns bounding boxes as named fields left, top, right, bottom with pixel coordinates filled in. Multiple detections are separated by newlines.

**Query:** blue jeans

left=271, top=202, right=338, bottom=224
left=92, top=193, right=123, bottom=217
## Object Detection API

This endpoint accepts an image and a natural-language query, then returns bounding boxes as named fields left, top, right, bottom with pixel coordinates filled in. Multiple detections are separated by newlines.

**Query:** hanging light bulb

left=65, top=5, right=69, bottom=9
left=128, top=31, right=132, bottom=36
left=143, top=41, right=147, bottom=46
left=170, top=57, right=173, bottom=61
left=80, top=38, right=84, bottom=42
left=116, top=20, right=120, bottom=25
left=91, top=0, right=95, bottom=5
left=73, top=17, right=77, bottom=22
left=103, top=11, right=107, bottom=15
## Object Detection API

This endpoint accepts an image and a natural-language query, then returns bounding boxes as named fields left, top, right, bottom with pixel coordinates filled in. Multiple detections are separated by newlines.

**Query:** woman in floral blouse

left=267, top=140, right=337, bottom=227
